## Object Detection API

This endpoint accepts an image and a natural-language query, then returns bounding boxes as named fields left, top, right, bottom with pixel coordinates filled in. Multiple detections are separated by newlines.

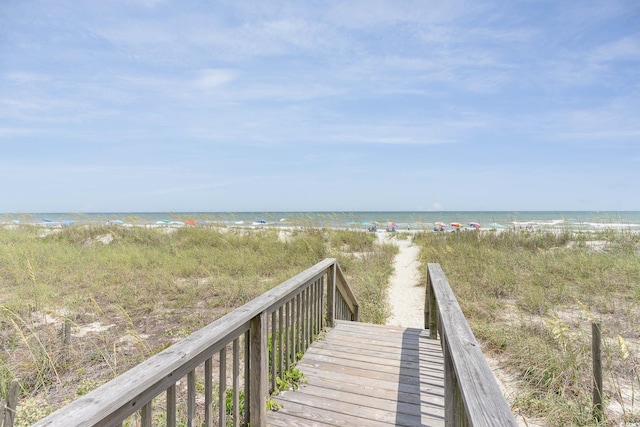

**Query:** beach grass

left=0, top=225, right=395, bottom=425
left=413, top=229, right=640, bottom=426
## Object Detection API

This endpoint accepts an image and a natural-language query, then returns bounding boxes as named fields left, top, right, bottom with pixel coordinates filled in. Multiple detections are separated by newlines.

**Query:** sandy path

left=382, top=234, right=425, bottom=328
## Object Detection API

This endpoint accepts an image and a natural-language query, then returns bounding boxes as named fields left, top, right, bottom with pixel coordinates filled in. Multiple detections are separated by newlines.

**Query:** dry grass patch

left=0, top=226, right=395, bottom=424
left=414, top=230, right=640, bottom=426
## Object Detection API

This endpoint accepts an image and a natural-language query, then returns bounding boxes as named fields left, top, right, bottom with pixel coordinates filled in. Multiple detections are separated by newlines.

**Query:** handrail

left=34, top=258, right=359, bottom=427
left=425, top=263, right=517, bottom=427
left=335, top=263, right=359, bottom=321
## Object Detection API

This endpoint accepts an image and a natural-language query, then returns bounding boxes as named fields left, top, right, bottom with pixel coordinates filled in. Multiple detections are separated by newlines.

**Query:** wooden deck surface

left=268, top=320, right=445, bottom=426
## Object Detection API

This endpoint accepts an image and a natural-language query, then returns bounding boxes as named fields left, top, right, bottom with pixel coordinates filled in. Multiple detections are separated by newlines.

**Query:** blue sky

left=1, top=0, right=639, bottom=212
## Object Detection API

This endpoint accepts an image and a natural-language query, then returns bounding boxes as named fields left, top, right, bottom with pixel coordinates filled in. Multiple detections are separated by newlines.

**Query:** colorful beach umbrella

left=450, top=222, right=462, bottom=228
left=435, top=221, right=446, bottom=227
left=469, top=222, right=481, bottom=229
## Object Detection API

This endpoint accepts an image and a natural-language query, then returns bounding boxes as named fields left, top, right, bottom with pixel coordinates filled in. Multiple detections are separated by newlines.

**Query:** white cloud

left=590, top=36, right=640, bottom=63
left=194, top=69, right=237, bottom=89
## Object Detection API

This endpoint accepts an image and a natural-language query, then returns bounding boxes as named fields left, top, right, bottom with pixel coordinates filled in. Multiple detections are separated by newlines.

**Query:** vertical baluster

left=306, top=286, right=312, bottom=348
left=303, top=287, right=308, bottom=351
left=295, top=293, right=301, bottom=359
left=270, top=311, right=276, bottom=393
left=205, top=358, right=213, bottom=427
left=278, top=306, right=284, bottom=385
left=312, top=280, right=317, bottom=337
left=187, top=370, right=196, bottom=427
left=318, top=278, right=323, bottom=329
left=167, top=384, right=176, bottom=427
left=327, top=264, right=336, bottom=327
left=308, top=286, right=313, bottom=348
left=318, top=277, right=324, bottom=331
left=244, top=331, right=250, bottom=426
left=320, top=276, right=325, bottom=329
left=233, top=338, right=240, bottom=427
left=285, top=300, right=291, bottom=371
left=219, top=346, right=227, bottom=427
left=141, top=400, right=152, bottom=427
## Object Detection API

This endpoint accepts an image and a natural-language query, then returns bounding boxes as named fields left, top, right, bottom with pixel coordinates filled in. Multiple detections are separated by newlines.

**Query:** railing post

left=249, top=312, right=268, bottom=427
left=443, top=340, right=469, bottom=427
left=424, top=271, right=430, bottom=330
left=426, top=267, right=438, bottom=339
left=327, top=263, right=336, bottom=327
left=592, top=322, right=604, bottom=423
left=3, top=379, right=19, bottom=427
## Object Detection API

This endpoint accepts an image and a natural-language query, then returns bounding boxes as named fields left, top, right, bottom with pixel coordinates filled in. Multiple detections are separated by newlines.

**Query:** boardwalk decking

left=268, top=320, right=445, bottom=427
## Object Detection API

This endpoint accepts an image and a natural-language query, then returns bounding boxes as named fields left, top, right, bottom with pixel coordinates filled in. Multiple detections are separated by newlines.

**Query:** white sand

left=383, top=234, right=424, bottom=328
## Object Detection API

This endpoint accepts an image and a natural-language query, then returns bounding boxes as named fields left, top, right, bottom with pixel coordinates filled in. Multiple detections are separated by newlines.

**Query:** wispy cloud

left=193, top=69, right=237, bottom=89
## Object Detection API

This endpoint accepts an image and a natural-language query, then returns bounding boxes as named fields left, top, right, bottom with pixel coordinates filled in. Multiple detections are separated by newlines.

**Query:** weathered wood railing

left=34, top=258, right=358, bottom=427
left=425, top=263, right=518, bottom=426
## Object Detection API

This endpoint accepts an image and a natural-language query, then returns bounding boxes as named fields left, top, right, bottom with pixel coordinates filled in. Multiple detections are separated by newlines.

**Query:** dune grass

left=413, top=230, right=640, bottom=426
left=0, top=225, right=396, bottom=425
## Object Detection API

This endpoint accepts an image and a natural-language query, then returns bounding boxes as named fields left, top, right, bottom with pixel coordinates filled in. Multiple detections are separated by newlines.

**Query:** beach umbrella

left=469, top=222, right=481, bottom=229
left=435, top=221, right=446, bottom=227
left=450, top=222, right=462, bottom=228
left=185, top=220, right=196, bottom=226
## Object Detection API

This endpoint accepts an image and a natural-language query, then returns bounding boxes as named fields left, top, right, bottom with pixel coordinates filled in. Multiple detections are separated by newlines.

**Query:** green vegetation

left=413, top=230, right=640, bottom=426
left=0, top=225, right=395, bottom=424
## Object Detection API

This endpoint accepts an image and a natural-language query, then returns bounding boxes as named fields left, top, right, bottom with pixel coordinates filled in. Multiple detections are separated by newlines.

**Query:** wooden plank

left=300, top=350, right=441, bottom=380
left=282, top=374, right=444, bottom=410
left=298, top=364, right=444, bottom=399
left=280, top=383, right=442, bottom=420
left=268, top=401, right=396, bottom=427
left=269, top=398, right=397, bottom=427
left=310, top=340, right=444, bottom=366
left=275, top=390, right=404, bottom=425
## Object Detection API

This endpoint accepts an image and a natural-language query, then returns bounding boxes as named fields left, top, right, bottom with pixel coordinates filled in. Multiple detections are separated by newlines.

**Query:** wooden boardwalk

left=268, top=320, right=445, bottom=427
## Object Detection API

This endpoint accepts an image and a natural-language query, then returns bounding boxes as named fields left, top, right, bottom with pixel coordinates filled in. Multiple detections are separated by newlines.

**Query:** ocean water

left=2, top=211, right=640, bottom=232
